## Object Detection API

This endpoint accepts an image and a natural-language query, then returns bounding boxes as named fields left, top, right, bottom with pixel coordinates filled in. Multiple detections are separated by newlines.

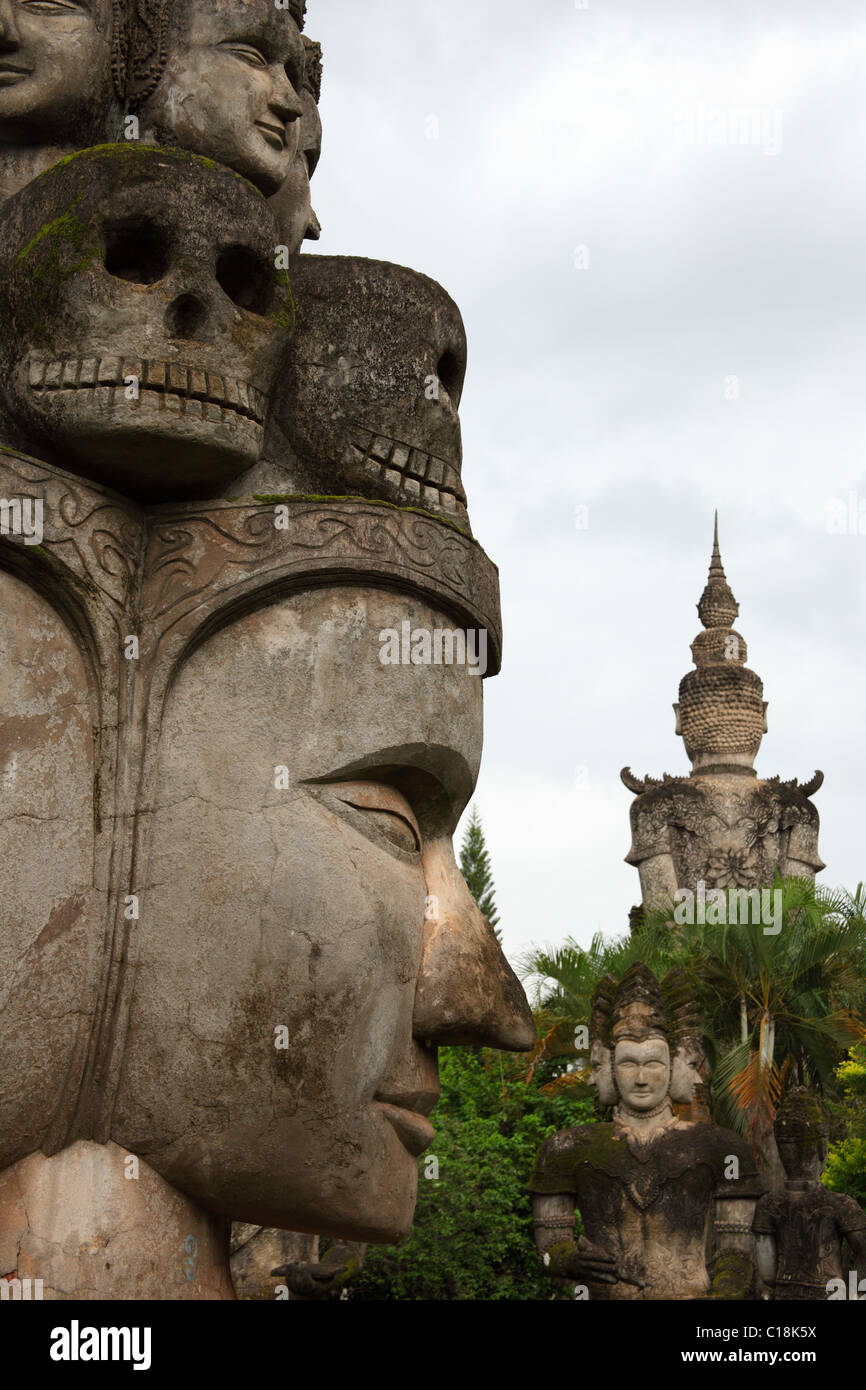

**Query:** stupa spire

left=675, top=514, right=766, bottom=774
left=697, top=512, right=739, bottom=633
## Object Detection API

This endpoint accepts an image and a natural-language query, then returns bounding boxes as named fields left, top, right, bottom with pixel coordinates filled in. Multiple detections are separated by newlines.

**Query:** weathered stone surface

left=0, top=0, right=535, bottom=1301
left=257, top=255, right=471, bottom=531
left=753, top=1088, right=866, bottom=1300
left=531, top=964, right=763, bottom=1300
left=0, top=145, right=294, bottom=498
left=0, top=0, right=124, bottom=201
left=0, top=1142, right=235, bottom=1300
left=138, top=0, right=306, bottom=198
left=270, top=35, right=323, bottom=251
left=0, top=567, right=98, bottom=1175
left=0, top=450, right=530, bottom=1290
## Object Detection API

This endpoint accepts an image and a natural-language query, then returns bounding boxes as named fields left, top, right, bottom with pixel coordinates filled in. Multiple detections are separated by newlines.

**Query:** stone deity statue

left=753, top=1088, right=866, bottom=1300
left=623, top=518, right=823, bottom=908
left=530, top=964, right=763, bottom=1300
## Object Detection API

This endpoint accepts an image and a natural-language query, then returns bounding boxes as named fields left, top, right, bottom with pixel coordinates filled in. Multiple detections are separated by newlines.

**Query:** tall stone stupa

left=622, top=517, right=824, bottom=907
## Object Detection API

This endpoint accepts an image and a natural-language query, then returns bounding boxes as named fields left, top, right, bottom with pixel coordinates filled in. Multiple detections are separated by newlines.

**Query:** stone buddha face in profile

left=270, top=35, right=322, bottom=250
left=139, top=0, right=306, bottom=198
left=0, top=575, right=533, bottom=1243
left=0, top=0, right=118, bottom=146
left=108, top=586, right=531, bottom=1239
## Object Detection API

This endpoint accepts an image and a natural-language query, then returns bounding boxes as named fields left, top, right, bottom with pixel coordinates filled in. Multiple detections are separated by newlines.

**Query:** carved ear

left=762, top=700, right=769, bottom=734
left=673, top=702, right=682, bottom=736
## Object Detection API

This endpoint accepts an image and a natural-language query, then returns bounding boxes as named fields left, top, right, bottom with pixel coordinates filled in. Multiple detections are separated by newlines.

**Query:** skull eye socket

left=437, top=348, right=465, bottom=408
left=103, top=218, right=171, bottom=285
left=216, top=245, right=275, bottom=317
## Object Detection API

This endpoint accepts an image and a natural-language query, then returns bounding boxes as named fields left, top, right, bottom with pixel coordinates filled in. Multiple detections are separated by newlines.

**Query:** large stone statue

left=0, top=0, right=535, bottom=1300
left=753, top=1088, right=866, bottom=1300
left=530, top=964, right=762, bottom=1300
left=622, top=517, right=824, bottom=907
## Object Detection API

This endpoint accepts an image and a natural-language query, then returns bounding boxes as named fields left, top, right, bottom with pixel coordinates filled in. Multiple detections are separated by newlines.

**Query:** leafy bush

left=347, top=1046, right=594, bottom=1300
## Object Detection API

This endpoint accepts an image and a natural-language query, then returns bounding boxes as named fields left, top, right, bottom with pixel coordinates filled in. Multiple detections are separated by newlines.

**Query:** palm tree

left=636, top=878, right=866, bottom=1178
left=519, top=880, right=866, bottom=1177
left=516, top=932, right=633, bottom=1091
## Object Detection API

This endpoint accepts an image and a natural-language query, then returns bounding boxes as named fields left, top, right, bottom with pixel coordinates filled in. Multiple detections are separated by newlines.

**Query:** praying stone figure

left=622, top=517, right=824, bottom=909
left=0, top=0, right=536, bottom=1300
left=753, top=1088, right=866, bottom=1301
left=530, top=964, right=763, bottom=1300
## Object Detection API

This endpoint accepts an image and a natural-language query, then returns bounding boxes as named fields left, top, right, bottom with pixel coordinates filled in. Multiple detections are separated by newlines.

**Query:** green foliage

left=519, top=879, right=866, bottom=1160
left=823, top=1140, right=866, bottom=1209
left=459, top=807, right=501, bottom=939
left=824, top=1044, right=866, bottom=1210
left=631, top=878, right=866, bottom=1136
left=347, top=1046, right=595, bottom=1301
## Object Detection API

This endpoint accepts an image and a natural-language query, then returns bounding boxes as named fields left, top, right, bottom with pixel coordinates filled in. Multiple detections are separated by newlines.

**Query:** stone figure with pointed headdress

left=530, top=963, right=763, bottom=1299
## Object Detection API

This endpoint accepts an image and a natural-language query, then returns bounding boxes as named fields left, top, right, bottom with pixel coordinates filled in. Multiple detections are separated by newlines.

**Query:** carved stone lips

left=256, top=120, right=288, bottom=150
left=26, top=357, right=267, bottom=426
left=346, top=424, right=468, bottom=524
left=374, top=1090, right=438, bottom=1157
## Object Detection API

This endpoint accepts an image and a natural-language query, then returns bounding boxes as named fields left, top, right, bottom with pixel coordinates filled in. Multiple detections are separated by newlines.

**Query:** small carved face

left=777, top=1136, right=828, bottom=1184
left=589, top=1039, right=616, bottom=1105
left=0, top=0, right=116, bottom=145
left=669, top=1036, right=708, bottom=1103
left=614, top=1037, right=671, bottom=1111
left=0, top=145, right=294, bottom=498
left=267, top=256, right=470, bottom=529
left=270, top=82, right=322, bottom=253
left=140, top=0, right=305, bottom=197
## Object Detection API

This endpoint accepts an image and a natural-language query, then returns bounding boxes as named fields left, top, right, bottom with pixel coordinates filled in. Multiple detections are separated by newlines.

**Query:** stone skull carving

left=265, top=255, right=470, bottom=529
left=0, top=144, right=294, bottom=499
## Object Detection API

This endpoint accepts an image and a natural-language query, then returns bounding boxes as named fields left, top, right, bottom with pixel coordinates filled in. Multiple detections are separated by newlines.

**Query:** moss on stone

left=708, top=1250, right=753, bottom=1300
left=36, top=143, right=266, bottom=200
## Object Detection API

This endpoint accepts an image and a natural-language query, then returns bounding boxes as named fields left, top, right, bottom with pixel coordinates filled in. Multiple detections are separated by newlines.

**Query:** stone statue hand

left=549, top=1236, right=621, bottom=1285
left=272, top=1242, right=364, bottom=1300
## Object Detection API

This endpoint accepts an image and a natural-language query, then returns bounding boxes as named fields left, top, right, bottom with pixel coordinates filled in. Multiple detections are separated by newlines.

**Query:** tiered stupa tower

left=622, top=517, right=824, bottom=906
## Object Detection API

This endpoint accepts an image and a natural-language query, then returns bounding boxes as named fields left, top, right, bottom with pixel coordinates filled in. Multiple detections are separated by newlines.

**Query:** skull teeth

left=347, top=426, right=468, bottom=524
left=27, top=358, right=267, bottom=426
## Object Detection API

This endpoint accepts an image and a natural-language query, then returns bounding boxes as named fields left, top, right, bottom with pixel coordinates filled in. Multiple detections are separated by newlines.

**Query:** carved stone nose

left=0, top=4, right=20, bottom=47
left=165, top=294, right=210, bottom=341
left=412, top=837, right=535, bottom=1051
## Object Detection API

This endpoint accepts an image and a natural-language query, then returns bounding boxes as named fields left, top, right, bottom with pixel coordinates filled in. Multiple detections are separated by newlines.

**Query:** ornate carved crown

left=592, top=963, right=703, bottom=1051
left=774, top=1087, right=830, bottom=1144
left=303, top=37, right=324, bottom=102
left=112, top=0, right=175, bottom=107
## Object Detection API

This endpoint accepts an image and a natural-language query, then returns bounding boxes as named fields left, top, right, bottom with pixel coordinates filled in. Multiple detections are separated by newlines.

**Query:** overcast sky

left=308, top=0, right=866, bottom=969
